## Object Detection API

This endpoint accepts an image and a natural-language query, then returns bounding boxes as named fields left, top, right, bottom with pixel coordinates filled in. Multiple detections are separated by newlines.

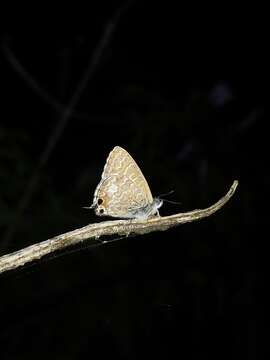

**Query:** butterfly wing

left=93, top=146, right=154, bottom=218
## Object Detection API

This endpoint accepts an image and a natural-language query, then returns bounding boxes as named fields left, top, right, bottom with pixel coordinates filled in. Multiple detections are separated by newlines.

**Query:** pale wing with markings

left=92, top=146, right=154, bottom=218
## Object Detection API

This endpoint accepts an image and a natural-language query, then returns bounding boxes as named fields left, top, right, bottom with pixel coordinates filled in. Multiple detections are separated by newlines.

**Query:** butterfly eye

left=99, top=208, right=104, bottom=214
left=97, top=198, right=103, bottom=205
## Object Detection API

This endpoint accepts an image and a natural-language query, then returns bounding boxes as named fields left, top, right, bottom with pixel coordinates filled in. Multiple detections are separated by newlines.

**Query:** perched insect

left=90, top=146, right=163, bottom=219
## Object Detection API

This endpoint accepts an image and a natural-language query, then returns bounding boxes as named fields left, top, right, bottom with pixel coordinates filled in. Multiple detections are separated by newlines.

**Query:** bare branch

left=0, top=181, right=238, bottom=275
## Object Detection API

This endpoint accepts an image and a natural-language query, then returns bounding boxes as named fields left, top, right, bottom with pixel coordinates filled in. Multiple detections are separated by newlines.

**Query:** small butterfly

left=90, top=146, right=163, bottom=219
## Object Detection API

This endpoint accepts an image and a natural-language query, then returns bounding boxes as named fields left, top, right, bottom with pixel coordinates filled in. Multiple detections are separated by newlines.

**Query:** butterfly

left=90, top=146, right=163, bottom=219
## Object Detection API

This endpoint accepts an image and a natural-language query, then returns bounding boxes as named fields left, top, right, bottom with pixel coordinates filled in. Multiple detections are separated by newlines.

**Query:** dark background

left=0, top=2, right=264, bottom=359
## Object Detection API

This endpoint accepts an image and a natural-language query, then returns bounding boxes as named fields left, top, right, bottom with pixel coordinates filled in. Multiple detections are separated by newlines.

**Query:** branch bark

left=0, top=180, right=238, bottom=274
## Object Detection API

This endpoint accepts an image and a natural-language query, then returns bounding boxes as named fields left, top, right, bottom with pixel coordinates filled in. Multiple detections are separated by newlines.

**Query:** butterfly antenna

left=162, top=199, right=182, bottom=205
left=158, top=190, right=182, bottom=205
left=158, top=190, right=175, bottom=198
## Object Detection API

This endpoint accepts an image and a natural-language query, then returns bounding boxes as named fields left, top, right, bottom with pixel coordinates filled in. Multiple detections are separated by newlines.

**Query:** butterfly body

left=91, top=146, right=162, bottom=219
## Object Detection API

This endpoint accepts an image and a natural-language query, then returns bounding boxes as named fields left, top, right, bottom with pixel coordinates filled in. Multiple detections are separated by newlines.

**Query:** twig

left=0, top=180, right=238, bottom=274
left=2, top=38, right=82, bottom=117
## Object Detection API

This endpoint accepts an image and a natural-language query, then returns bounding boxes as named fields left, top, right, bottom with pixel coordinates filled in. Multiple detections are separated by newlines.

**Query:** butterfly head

left=153, top=197, right=163, bottom=212
left=128, top=197, right=163, bottom=220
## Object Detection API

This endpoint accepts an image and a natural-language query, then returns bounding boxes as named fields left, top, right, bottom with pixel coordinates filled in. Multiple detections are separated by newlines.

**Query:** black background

left=0, top=2, right=264, bottom=359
